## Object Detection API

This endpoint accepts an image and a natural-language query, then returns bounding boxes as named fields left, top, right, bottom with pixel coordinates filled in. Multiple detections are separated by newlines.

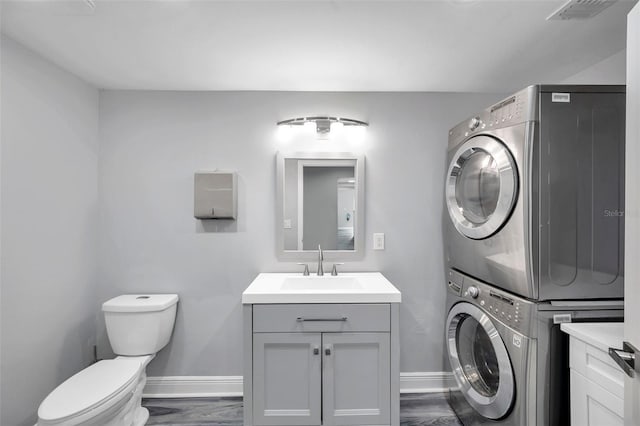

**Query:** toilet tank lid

left=102, top=294, right=179, bottom=312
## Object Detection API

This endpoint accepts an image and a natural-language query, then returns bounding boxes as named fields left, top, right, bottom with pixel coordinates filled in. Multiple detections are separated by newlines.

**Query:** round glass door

left=446, top=302, right=515, bottom=419
left=446, top=135, right=518, bottom=240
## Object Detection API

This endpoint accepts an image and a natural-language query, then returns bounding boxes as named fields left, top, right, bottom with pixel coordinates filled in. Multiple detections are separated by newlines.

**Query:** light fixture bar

left=277, top=116, right=368, bottom=134
left=276, top=116, right=368, bottom=127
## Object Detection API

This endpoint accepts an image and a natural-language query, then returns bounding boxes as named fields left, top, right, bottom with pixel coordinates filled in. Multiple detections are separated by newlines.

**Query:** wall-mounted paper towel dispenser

left=194, top=172, right=237, bottom=219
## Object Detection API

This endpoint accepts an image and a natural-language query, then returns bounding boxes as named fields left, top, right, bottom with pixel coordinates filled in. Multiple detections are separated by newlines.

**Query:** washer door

left=446, top=135, right=518, bottom=240
left=446, top=302, right=515, bottom=420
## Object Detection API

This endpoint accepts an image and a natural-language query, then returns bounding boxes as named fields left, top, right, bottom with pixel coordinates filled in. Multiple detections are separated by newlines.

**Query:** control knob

left=467, top=286, right=480, bottom=299
left=469, top=117, right=481, bottom=131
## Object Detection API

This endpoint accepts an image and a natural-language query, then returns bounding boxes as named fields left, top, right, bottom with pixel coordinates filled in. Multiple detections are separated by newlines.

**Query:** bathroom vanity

left=242, top=272, right=401, bottom=426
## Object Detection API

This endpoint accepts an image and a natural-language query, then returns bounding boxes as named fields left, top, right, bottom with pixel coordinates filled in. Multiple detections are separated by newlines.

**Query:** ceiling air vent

left=547, top=0, right=617, bottom=20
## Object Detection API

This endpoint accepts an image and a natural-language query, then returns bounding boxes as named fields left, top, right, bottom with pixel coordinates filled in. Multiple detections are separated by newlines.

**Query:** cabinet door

left=322, top=333, right=390, bottom=425
left=253, top=333, right=321, bottom=425
left=570, top=369, right=624, bottom=426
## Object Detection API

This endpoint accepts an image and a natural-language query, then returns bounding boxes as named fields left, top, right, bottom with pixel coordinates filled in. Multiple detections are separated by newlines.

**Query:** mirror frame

left=276, top=151, right=365, bottom=261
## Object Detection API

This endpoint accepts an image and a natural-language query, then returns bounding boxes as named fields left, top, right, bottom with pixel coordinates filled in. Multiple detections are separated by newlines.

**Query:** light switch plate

left=373, top=233, right=385, bottom=250
left=283, top=219, right=292, bottom=229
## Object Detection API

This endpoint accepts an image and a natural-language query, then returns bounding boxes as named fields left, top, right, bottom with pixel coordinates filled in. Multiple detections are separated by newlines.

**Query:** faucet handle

left=297, top=263, right=310, bottom=276
left=331, top=263, right=344, bottom=276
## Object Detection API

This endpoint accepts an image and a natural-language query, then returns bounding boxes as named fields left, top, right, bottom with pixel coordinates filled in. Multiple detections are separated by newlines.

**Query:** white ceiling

left=1, top=0, right=636, bottom=92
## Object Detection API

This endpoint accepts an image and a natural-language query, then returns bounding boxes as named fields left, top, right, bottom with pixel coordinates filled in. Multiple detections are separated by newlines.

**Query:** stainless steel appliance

left=444, top=85, right=625, bottom=301
left=444, top=269, right=623, bottom=425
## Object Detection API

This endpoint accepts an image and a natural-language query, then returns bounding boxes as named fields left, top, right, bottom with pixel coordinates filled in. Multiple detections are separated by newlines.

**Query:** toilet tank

left=102, top=294, right=179, bottom=356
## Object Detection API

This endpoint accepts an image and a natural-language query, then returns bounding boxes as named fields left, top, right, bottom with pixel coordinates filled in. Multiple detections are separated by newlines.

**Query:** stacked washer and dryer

left=442, top=85, right=626, bottom=426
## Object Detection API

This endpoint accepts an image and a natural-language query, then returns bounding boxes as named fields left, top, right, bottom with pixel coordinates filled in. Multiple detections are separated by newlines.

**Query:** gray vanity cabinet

left=252, top=333, right=322, bottom=425
left=243, top=303, right=400, bottom=426
left=322, top=333, right=390, bottom=425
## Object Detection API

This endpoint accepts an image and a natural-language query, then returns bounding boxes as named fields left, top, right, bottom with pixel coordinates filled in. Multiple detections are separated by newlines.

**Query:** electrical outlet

left=373, top=233, right=385, bottom=250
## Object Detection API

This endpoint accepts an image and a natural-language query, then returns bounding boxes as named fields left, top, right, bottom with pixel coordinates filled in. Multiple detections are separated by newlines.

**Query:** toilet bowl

left=37, top=294, right=179, bottom=426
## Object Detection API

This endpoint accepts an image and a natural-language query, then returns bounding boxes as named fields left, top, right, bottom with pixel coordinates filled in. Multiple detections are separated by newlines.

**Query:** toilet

left=37, top=294, right=179, bottom=426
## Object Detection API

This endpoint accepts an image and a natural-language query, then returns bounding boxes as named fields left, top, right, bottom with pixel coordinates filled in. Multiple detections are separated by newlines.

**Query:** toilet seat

left=38, top=358, right=144, bottom=425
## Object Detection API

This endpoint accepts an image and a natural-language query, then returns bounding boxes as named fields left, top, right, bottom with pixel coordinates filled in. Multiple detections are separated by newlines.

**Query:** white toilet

left=37, top=294, right=179, bottom=426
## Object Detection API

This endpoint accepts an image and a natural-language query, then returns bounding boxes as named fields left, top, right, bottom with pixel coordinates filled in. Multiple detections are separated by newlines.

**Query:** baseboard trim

left=399, top=372, right=456, bottom=394
left=143, top=372, right=454, bottom=398
left=143, top=376, right=244, bottom=398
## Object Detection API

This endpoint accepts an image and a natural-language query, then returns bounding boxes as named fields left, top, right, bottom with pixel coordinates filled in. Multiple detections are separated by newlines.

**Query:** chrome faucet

left=317, top=245, right=324, bottom=276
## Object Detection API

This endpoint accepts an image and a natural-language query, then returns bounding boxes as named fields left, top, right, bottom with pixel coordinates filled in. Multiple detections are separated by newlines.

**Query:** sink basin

left=242, top=272, right=401, bottom=304
left=280, top=276, right=363, bottom=291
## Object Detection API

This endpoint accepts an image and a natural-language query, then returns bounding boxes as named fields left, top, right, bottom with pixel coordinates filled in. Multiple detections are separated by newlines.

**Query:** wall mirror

left=276, top=152, right=365, bottom=261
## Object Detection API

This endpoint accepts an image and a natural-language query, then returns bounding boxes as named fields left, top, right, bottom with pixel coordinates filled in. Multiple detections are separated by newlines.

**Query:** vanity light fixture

left=276, top=116, right=368, bottom=135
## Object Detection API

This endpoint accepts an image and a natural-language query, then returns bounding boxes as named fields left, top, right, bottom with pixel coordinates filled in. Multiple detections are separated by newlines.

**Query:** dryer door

left=446, top=302, right=515, bottom=420
left=446, top=135, right=517, bottom=240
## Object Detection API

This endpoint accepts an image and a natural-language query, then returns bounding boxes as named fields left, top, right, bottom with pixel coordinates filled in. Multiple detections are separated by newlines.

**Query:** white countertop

left=242, top=272, right=402, bottom=304
left=560, top=322, right=624, bottom=352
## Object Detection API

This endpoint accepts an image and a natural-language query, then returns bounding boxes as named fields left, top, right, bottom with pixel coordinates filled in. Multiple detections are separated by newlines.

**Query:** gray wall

left=303, top=166, right=354, bottom=250
left=97, top=90, right=503, bottom=376
left=0, top=36, right=99, bottom=426
left=561, top=49, right=626, bottom=84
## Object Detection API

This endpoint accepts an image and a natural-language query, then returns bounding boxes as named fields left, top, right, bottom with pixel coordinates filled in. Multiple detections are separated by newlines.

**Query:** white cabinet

left=561, top=323, right=624, bottom=426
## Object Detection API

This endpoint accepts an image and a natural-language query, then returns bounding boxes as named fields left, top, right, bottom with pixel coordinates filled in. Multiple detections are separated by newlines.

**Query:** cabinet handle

left=313, top=347, right=320, bottom=355
left=325, top=347, right=331, bottom=356
left=608, top=341, right=639, bottom=378
left=296, top=317, right=347, bottom=322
